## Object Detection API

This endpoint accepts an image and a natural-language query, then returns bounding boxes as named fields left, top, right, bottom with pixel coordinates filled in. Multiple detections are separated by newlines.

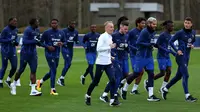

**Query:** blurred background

left=0, top=0, right=200, bottom=33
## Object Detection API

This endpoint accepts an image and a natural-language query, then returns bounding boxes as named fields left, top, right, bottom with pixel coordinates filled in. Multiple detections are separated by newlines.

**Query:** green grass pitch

left=0, top=48, right=200, bottom=112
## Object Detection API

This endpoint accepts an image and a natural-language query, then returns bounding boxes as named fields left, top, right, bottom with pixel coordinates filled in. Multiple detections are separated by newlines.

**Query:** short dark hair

left=8, top=17, right=16, bottom=22
left=51, top=18, right=59, bottom=22
left=117, top=16, right=128, bottom=29
left=120, top=20, right=129, bottom=26
left=135, top=17, right=146, bottom=27
left=184, top=17, right=192, bottom=23
left=162, top=20, right=173, bottom=26
left=29, top=18, right=37, bottom=25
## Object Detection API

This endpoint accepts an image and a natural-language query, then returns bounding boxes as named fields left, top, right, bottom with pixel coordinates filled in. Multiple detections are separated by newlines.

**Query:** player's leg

left=146, top=58, right=160, bottom=102
left=36, top=57, right=52, bottom=91
left=154, top=59, right=166, bottom=80
left=121, top=57, right=143, bottom=100
left=161, top=66, right=182, bottom=100
left=131, top=70, right=144, bottom=94
left=5, top=54, right=17, bottom=88
left=88, top=53, right=96, bottom=80
left=119, top=59, right=129, bottom=89
left=179, top=62, right=197, bottom=102
left=105, top=64, right=120, bottom=106
left=0, top=54, right=8, bottom=88
left=50, top=58, right=59, bottom=95
left=10, top=55, right=27, bottom=95
left=100, top=62, right=122, bottom=103
left=58, top=52, right=72, bottom=86
left=81, top=53, right=94, bottom=85
left=85, top=64, right=104, bottom=105
left=162, top=59, right=172, bottom=89
left=28, top=55, right=41, bottom=96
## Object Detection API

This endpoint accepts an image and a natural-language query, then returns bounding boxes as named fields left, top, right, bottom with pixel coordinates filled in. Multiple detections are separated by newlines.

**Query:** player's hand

left=47, top=46, right=55, bottom=52
left=177, top=50, right=183, bottom=55
left=57, top=42, right=63, bottom=46
left=109, top=43, right=116, bottom=48
left=187, top=43, right=194, bottom=49
left=111, top=56, right=115, bottom=60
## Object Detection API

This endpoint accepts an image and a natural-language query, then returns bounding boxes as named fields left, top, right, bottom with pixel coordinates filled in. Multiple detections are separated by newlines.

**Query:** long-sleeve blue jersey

left=20, top=26, right=40, bottom=55
left=157, top=31, right=176, bottom=59
left=0, top=25, right=18, bottom=56
left=41, top=28, right=66, bottom=58
left=83, top=32, right=100, bottom=53
left=136, top=27, right=156, bottom=58
left=62, top=28, right=79, bottom=51
left=112, top=31, right=129, bottom=60
left=169, top=29, right=195, bottom=60
left=128, top=28, right=141, bottom=57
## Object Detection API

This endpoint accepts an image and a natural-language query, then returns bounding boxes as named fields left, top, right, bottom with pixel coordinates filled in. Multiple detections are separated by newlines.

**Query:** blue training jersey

left=41, top=28, right=66, bottom=58
left=62, top=27, right=79, bottom=53
left=128, top=28, right=142, bottom=57
left=112, top=31, right=129, bottom=60
left=136, top=27, right=156, bottom=58
left=157, top=31, right=176, bottom=59
left=21, top=26, right=40, bottom=55
left=83, top=32, right=100, bottom=53
left=0, top=25, right=18, bottom=56
left=169, top=28, right=195, bottom=60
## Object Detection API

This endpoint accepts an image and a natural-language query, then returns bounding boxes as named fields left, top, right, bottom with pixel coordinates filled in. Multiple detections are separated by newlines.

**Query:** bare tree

left=170, top=0, right=175, bottom=20
left=119, top=0, right=125, bottom=17
left=180, top=0, right=185, bottom=20
left=78, top=0, right=82, bottom=29
left=0, top=0, right=4, bottom=29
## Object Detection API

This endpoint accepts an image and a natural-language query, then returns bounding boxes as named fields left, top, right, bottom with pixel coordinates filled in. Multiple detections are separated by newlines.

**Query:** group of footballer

left=0, top=16, right=197, bottom=107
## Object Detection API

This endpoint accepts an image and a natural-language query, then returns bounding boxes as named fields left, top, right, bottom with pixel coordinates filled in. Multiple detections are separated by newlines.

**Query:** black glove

left=11, top=40, right=19, bottom=46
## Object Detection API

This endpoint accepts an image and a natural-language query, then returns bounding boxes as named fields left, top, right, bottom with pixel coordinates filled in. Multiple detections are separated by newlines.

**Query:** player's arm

left=74, top=31, right=79, bottom=44
left=136, top=31, right=151, bottom=47
left=0, top=29, right=12, bottom=43
left=96, top=34, right=111, bottom=52
left=23, top=29, right=37, bottom=45
left=169, top=32, right=180, bottom=52
left=156, top=34, right=169, bottom=52
left=59, top=31, right=66, bottom=47
left=82, top=34, right=89, bottom=49
left=127, top=32, right=137, bottom=50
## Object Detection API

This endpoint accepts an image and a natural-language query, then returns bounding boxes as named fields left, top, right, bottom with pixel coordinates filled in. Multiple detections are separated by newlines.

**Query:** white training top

left=95, top=32, right=113, bottom=65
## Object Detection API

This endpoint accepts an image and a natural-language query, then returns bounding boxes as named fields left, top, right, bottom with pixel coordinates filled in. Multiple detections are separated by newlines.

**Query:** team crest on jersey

left=59, top=34, right=61, bottom=37
left=188, top=38, right=192, bottom=43
left=69, top=36, right=74, bottom=40
left=136, top=35, right=138, bottom=37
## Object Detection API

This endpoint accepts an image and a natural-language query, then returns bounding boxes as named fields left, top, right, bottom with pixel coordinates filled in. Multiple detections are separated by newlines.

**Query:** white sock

left=148, top=87, right=153, bottom=97
left=114, top=94, right=117, bottom=96
left=31, top=84, right=36, bottom=91
left=17, top=79, right=20, bottom=82
left=60, top=76, right=65, bottom=79
left=40, top=79, right=44, bottom=83
left=161, top=81, right=168, bottom=88
left=110, top=99, right=114, bottom=103
left=121, top=79, right=126, bottom=84
left=6, top=77, right=11, bottom=81
left=51, top=88, right=56, bottom=91
left=85, top=94, right=91, bottom=98
left=0, top=80, right=2, bottom=83
left=185, top=93, right=190, bottom=98
left=132, top=84, right=139, bottom=91
left=163, top=87, right=168, bottom=92
left=102, top=92, right=108, bottom=97
left=13, top=80, right=17, bottom=86
left=123, top=83, right=129, bottom=91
